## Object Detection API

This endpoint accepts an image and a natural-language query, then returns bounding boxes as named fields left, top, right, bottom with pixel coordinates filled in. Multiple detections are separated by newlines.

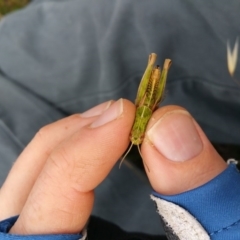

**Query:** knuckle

left=69, top=114, right=82, bottom=121
left=33, top=125, right=54, bottom=158
left=35, top=125, right=52, bottom=142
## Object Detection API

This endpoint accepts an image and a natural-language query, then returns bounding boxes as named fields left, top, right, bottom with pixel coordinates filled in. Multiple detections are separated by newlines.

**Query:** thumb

left=142, top=105, right=227, bottom=195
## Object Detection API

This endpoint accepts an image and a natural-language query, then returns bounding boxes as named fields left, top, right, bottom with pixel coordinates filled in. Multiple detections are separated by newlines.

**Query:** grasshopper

left=120, top=53, right=172, bottom=168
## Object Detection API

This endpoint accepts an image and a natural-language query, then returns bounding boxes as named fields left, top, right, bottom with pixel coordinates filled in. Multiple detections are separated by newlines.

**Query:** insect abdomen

left=130, top=106, right=152, bottom=145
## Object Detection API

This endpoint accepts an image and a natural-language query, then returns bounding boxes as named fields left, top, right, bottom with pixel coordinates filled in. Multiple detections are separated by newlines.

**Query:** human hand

left=0, top=100, right=228, bottom=236
left=0, top=99, right=135, bottom=235
left=140, top=105, right=231, bottom=239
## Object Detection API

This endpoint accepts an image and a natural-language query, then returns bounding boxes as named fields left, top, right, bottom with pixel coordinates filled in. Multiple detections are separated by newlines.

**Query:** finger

left=0, top=101, right=113, bottom=220
left=10, top=99, right=135, bottom=235
left=142, top=105, right=227, bottom=195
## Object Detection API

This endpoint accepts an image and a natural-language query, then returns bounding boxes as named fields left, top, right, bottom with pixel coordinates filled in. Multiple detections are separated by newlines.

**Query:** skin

left=0, top=100, right=227, bottom=235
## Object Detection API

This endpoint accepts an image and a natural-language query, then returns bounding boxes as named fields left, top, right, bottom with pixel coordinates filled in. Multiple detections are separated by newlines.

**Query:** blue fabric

left=0, top=216, right=82, bottom=240
left=153, top=163, right=240, bottom=239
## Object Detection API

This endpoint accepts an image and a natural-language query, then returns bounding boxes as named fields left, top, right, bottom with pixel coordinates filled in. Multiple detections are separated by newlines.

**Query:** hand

left=0, top=99, right=135, bottom=234
left=0, top=100, right=227, bottom=235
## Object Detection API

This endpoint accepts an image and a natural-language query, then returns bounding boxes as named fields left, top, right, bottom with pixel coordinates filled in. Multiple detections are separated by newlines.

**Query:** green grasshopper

left=120, top=53, right=172, bottom=168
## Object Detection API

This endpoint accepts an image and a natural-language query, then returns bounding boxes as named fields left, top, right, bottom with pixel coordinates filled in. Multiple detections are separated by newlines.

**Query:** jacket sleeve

left=151, top=162, right=240, bottom=240
left=0, top=216, right=86, bottom=240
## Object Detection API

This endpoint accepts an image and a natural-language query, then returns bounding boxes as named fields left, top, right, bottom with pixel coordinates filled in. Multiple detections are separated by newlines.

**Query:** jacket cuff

left=151, top=163, right=240, bottom=239
left=0, top=215, right=86, bottom=240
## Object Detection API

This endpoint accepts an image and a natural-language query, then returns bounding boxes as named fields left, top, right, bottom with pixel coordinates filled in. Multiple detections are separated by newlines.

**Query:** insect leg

left=153, top=59, right=172, bottom=109
left=135, top=53, right=157, bottom=106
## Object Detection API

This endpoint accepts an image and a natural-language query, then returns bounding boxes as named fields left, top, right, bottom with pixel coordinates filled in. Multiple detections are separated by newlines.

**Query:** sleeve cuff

left=151, top=163, right=240, bottom=239
left=0, top=215, right=86, bottom=240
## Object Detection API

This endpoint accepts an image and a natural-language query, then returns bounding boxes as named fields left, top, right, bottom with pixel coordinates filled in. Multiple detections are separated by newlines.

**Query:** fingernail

left=90, top=99, right=123, bottom=128
left=147, top=111, right=203, bottom=161
left=80, top=101, right=113, bottom=118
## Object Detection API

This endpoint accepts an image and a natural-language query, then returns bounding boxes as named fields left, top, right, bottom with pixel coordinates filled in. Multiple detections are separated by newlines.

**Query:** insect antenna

left=137, top=144, right=143, bottom=159
left=119, top=142, right=134, bottom=168
left=137, top=144, right=150, bottom=172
